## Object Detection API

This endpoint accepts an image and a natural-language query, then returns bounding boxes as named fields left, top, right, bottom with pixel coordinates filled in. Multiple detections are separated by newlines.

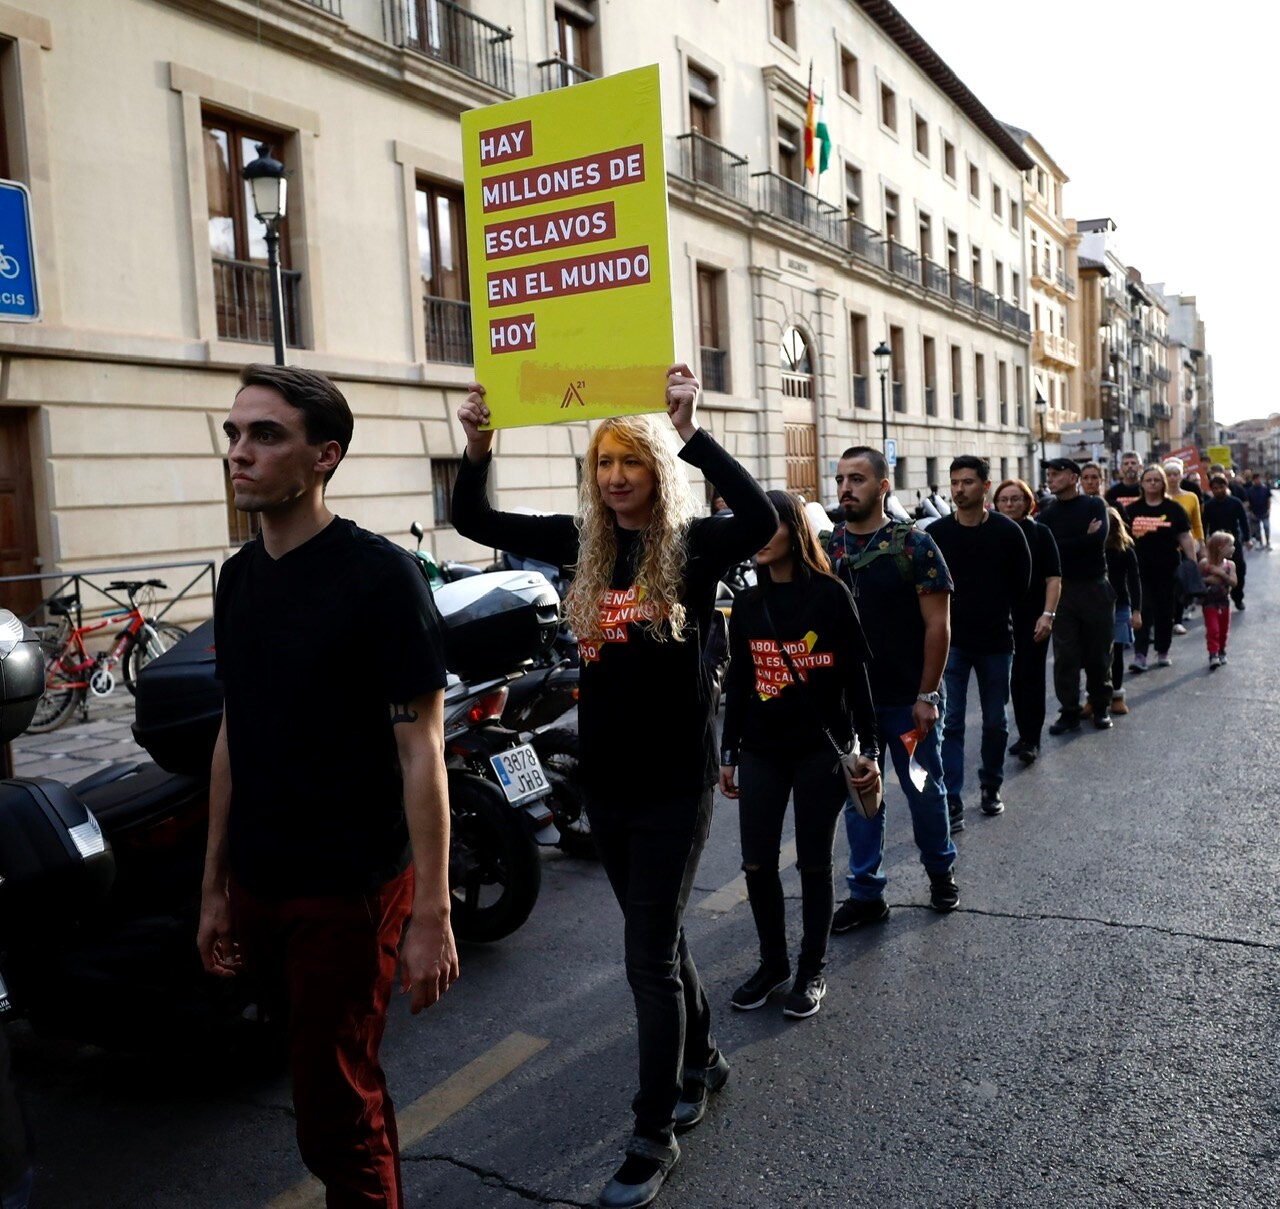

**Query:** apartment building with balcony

left=1004, top=127, right=1079, bottom=467
left=0, top=0, right=1035, bottom=598
left=1150, top=287, right=1215, bottom=454
left=1124, top=269, right=1169, bottom=456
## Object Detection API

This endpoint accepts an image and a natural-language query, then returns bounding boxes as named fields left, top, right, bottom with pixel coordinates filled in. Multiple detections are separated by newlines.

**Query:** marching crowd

left=11, top=362, right=1266, bottom=1209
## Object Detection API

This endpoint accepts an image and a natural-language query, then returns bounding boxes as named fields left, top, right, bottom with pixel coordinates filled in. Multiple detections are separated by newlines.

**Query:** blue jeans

left=845, top=704, right=956, bottom=900
left=942, top=648, right=1013, bottom=799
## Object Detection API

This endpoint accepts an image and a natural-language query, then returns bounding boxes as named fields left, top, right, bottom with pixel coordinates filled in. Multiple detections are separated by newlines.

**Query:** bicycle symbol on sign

left=0, top=245, right=21, bottom=280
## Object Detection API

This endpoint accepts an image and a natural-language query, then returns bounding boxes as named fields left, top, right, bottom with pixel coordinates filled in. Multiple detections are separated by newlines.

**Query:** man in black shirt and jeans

left=929, top=456, right=1030, bottom=826
left=1037, top=457, right=1114, bottom=733
left=1202, top=473, right=1250, bottom=609
left=197, top=364, right=458, bottom=1207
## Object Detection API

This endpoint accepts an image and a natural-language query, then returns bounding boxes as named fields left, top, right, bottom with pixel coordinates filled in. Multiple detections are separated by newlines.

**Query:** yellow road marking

left=695, top=838, right=799, bottom=913
left=263, top=1030, right=549, bottom=1209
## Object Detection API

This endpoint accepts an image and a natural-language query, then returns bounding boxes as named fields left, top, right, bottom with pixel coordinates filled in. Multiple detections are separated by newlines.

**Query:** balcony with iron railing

left=977, top=287, right=998, bottom=320
left=297, top=0, right=342, bottom=12
left=1056, top=268, right=1076, bottom=296
left=950, top=272, right=974, bottom=308
left=923, top=259, right=950, bottom=297
left=674, top=131, right=749, bottom=203
left=887, top=240, right=919, bottom=281
left=1031, top=330, right=1078, bottom=368
left=536, top=56, right=595, bottom=90
left=213, top=258, right=303, bottom=347
left=1152, top=364, right=1172, bottom=383
left=1133, top=411, right=1152, bottom=429
left=1153, top=402, right=1172, bottom=421
left=1031, top=256, right=1053, bottom=286
left=846, top=218, right=884, bottom=268
left=383, top=0, right=514, bottom=94
left=423, top=295, right=472, bottom=364
left=700, top=346, right=728, bottom=393
left=753, top=171, right=842, bottom=243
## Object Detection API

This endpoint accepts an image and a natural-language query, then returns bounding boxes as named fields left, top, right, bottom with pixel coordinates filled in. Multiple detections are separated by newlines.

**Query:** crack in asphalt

left=406, top=1153, right=593, bottom=1207
left=891, top=902, right=1278, bottom=951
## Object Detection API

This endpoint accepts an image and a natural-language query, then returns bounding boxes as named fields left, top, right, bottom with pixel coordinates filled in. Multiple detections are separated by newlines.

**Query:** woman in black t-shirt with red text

left=452, top=366, right=776, bottom=1209
left=719, top=491, right=879, bottom=1020
left=1125, top=464, right=1197, bottom=672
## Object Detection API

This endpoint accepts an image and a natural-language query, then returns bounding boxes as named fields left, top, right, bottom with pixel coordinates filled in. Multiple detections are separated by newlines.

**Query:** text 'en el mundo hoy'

left=478, top=119, right=651, bottom=357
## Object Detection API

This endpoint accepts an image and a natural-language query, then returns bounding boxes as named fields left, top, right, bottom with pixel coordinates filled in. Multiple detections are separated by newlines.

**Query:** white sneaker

left=1173, top=623, right=1188, bottom=636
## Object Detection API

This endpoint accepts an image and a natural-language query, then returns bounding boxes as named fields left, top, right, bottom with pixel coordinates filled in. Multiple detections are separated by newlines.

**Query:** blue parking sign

left=885, top=438, right=898, bottom=468
left=0, top=180, right=39, bottom=322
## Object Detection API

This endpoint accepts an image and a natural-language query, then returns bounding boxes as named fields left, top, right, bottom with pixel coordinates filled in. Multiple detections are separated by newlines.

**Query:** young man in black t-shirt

left=930, top=456, right=1031, bottom=824
left=197, top=364, right=457, bottom=1206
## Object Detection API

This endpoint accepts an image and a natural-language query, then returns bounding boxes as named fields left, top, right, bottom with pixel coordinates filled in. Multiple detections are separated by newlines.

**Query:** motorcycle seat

left=75, top=761, right=204, bottom=836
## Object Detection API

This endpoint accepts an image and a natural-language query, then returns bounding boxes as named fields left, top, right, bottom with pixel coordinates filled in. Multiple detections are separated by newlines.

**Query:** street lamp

left=1035, top=392, right=1048, bottom=484
left=243, top=142, right=288, bottom=366
left=873, top=339, right=892, bottom=452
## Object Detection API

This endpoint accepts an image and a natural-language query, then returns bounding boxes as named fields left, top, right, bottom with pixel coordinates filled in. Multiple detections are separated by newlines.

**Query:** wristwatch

left=1042, top=611, right=1056, bottom=619
left=916, top=691, right=942, bottom=707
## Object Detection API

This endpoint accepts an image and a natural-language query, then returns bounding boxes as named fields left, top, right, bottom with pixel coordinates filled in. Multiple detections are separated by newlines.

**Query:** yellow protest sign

left=1207, top=445, right=1233, bottom=469
left=461, top=65, right=674, bottom=429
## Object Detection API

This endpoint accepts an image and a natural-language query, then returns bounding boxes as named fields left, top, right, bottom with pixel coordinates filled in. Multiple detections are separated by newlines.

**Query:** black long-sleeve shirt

left=451, top=429, right=777, bottom=801
left=1037, top=493, right=1109, bottom=580
left=720, top=576, right=878, bottom=766
left=1105, top=545, right=1142, bottom=612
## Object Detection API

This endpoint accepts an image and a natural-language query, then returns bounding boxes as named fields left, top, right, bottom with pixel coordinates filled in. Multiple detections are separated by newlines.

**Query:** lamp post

left=873, top=339, right=892, bottom=452
left=243, top=142, right=288, bottom=366
left=1035, top=393, right=1048, bottom=485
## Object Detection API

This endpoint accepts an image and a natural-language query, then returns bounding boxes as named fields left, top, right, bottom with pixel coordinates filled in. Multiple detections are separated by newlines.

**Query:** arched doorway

left=780, top=326, right=818, bottom=502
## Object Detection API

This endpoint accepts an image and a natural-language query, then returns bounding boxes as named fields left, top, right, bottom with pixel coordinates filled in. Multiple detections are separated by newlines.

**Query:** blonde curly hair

left=564, top=414, right=698, bottom=644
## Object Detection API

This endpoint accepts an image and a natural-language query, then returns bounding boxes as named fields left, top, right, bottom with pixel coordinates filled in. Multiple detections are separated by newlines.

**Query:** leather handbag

left=760, top=600, right=882, bottom=819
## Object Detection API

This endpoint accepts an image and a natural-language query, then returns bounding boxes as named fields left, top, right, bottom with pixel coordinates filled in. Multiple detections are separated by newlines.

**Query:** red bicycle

left=28, top=579, right=189, bottom=733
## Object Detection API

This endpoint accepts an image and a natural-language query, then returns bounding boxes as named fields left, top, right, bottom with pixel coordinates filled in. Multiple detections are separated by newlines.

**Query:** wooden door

left=0, top=409, right=43, bottom=620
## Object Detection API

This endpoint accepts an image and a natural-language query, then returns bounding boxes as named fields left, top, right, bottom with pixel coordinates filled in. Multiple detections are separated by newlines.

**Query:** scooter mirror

left=410, top=521, right=425, bottom=541
left=0, top=609, right=47, bottom=742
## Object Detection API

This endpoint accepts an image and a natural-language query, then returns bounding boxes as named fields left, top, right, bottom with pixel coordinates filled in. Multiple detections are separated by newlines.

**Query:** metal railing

left=853, top=374, right=868, bottom=408
left=952, top=391, right=963, bottom=419
left=295, top=0, right=343, bottom=13
left=212, top=257, right=302, bottom=347
left=700, top=346, right=728, bottom=393
left=977, top=288, right=998, bottom=320
left=675, top=132, right=749, bottom=202
left=383, top=0, right=514, bottom=94
left=924, top=385, right=937, bottom=416
left=0, top=560, right=216, bottom=629
left=923, top=259, right=950, bottom=296
left=1056, top=268, right=1076, bottom=294
left=892, top=381, right=904, bottom=412
left=536, top=56, right=595, bottom=90
left=846, top=218, right=884, bottom=267
left=950, top=272, right=974, bottom=308
left=752, top=171, right=842, bottom=243
left=424, top=296, right=472, bottom=364
left=975, top=396, right=987, bottom=423
left=887, top=241, right=918, bottom=280
left=1153, top=402, right=1172, bottom=420
left=1152, top=365, right=1172, bottom=383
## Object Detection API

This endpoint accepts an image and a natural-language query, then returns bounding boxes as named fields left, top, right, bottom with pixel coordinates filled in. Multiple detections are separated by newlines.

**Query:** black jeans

left=1010, top=616, right=1051, bottom=747
left=1052, top=578, right=1114, bottom=715
left=585, top=788, right=715, bottom=1146
left=738, top=748, right=846, bottom=980
left=1134, top=570, right=1175, bottom=657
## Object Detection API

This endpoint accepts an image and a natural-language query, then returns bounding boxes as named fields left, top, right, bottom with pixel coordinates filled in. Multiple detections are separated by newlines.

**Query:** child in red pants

left=1200, top=531, right=1238, bottom=670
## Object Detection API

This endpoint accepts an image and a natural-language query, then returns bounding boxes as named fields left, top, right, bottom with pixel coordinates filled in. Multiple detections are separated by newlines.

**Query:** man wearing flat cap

left=1037, top=458, right=1114, bottom=733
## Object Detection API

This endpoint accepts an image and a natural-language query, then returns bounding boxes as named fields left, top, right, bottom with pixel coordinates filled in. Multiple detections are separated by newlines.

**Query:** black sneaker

left=782, top=975, right=827, bottom=1019
left=1092, top=709, right=1113, bottom=729
left=1048, top=713, right=1081, bottom=735
left=979, top=786, right=1004, bottom=816
left=1015, top=744, right=1039, bottom=765
left=730, top=964, right=791, bottom=1010
left=929, top=870, right=959, bottom=912
left=1008, top=738, right=1026, bottom=757
left=948, top=794, right=965, bottom=833
left=830, top=897, right=890, bottom=933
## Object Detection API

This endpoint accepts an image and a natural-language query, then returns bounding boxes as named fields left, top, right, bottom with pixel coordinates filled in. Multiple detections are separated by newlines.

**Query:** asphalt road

left=7, top=552, right=1279, bottom=1208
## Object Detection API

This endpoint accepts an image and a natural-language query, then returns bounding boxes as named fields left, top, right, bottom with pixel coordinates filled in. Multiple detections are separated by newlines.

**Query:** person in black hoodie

left=719, top=490, right=880, bottom=1020
left=452, top=366, right=776, bottom=1209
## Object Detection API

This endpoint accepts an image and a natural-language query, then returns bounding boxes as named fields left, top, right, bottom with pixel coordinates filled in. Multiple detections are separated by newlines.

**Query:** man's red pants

left=232, top=867, right=413, bottom=1208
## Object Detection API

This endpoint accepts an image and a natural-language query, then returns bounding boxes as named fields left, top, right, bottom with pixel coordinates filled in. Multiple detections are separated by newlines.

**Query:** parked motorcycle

left=408, top=520, right=484, bottom=590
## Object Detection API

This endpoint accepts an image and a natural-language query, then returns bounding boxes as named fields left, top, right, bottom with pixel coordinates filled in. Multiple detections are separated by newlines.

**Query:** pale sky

left=897, top=0, right=1268, bottom=425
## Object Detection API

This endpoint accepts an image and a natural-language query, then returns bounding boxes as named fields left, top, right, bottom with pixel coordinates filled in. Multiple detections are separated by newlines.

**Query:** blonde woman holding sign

left=452, top=365, right=776, bottom=1209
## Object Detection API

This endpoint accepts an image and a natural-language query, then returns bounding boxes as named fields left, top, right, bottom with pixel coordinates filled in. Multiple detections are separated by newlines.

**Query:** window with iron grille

left=697, top=266, right=728, bottom=393
left=204, top=112, right=302, bottom=347
left=417, top=180, right=471, bottom=364
left=432, top=458, right=462, bottom=527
